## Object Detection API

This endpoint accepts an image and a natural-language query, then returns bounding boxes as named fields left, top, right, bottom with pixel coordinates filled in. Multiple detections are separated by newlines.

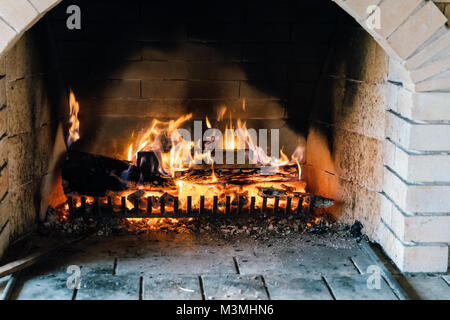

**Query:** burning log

left=62, top=150, right=131, bottom=196
left=258, top=187, right=285, bottom=198
left=192, top=150, right=259, bottom=170
left=62, top=150, right=171, bottom=196
left=137, top=151, right=162, bottom=181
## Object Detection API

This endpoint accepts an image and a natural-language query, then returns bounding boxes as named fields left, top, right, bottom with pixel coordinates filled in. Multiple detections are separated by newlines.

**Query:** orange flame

left=127, top=144, right=133, bottom=162
left=123, top=107, right=305, bottom=181
left=67, top=89, right=80, bottom=147
left=205, top=116, right=212, bottom=129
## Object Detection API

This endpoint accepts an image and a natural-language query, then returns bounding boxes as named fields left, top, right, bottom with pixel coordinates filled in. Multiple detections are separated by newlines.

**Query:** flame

left=67, top=89, right=80, bottom=147
left=123, top=107, right=305, bottom=176
left=211, top=163, right=217, bottom=183
left=295, top=159, right=301, bottom=180
left=114, top=105, right=308, bottom=216
left=217, top=106, right=227, bottom=121
left=205, top=116, right=212, bottom=129
left=127, top=144, right=133, bottom=162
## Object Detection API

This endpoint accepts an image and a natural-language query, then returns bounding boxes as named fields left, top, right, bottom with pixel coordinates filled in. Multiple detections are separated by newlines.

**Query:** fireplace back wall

left=48, top=0, right=343, bottom=159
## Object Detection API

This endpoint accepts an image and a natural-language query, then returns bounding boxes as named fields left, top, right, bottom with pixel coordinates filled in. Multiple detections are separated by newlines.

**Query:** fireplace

left=0, top=0, right=449, bottom=281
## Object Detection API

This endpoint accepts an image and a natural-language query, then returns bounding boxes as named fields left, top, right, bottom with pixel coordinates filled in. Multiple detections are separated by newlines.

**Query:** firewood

left=258, top=187, right=285, bottom=198
left=62, top=150, right=131, bottom=196
left=62, top=151, right=168, bottom=196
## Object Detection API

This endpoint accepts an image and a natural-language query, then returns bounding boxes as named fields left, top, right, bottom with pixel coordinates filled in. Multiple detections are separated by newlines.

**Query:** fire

left=210, top=163, right=217, bottom=183
left=63, top=102, right=309, bottom=222
left=205, top=116, right=212, bottom=129
left=127, top=144, right=133, bottom=162
left=295, top=159, right=301, bottom=180
left=67, top=89, right=80, bottom=147
left=124, top=108, right=304, bottom=176
left=217, top=106, right=227, bottom=121
left=111, top=106, right=307, bottom=214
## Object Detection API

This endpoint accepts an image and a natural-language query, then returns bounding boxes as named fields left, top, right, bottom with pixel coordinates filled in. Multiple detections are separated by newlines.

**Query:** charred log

left=61, top=151, right=139, bottom=196
left=137, top=151, right=163, bottom=181
left=62, top=151, right=170, bottom=196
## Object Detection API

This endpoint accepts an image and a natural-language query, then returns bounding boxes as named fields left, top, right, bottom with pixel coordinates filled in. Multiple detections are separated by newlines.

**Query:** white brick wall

left=396, top=87, right=450, bottom=121
left=384, top=139, right=450, bottom=183
left=384, top=167, right=450, bottom=213
left=379, top=221, right=448, bottom=272
left=381, top=195, right=450, bottom=243
left=386, top=111, right=450, bottom=152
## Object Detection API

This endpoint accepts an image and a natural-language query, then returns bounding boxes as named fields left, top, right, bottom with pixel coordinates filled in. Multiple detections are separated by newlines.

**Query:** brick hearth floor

left=1, top=233, right=449, bottom=300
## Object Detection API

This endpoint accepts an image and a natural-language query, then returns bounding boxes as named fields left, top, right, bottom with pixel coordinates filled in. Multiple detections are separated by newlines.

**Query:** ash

left=39, top=205, right=363, bottom=248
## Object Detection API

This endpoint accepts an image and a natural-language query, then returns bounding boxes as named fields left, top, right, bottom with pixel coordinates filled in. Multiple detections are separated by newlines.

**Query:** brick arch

left=333, top=0, right=450, bottom=92
left=0, top=0, right=62, bottom=56
left=0, top=0, right=448, bottom=91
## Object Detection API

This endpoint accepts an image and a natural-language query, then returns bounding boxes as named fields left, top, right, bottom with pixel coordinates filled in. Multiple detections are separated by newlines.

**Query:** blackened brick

left=141, top=24, right=188, bottom=42
left=71, top=79, right=141, bottom=99
left=288, top=82, right=317, bottom=111
left=92, top=61, right=190, bottom=80
left=188, top=63, right=247, bottom=80
left=243, top=44, right=293, bottom=62
left=79, top=98, right=189, bottom=118
left=292, top=44, right=329, bottom=63
left=287, top=64, right=322, bottom=82
left=292, top=24, right=335, bottom=43
left=142, top=43, right=242, bottom=62
left=84, top=22, right=142, bottom=41
left=183, top=0, right=245, bottom=23
left=242, top=24, right=290, bottom=43
left=240, top=81, right=288, bottom=99
left=142, top=1, right=190, bottom=23
left=180, top=80, right=240, bottom=99
left=82, top=1, right=140, bottom=22
left=246, top=2, right=295, bottom=23
left=188, top=24, right=242, bottom=42
left=142, top=80, right=239, bottom=99
left=142, top=80, right=188, bottom=99
left=58, top=42, right=142, bottom=61
left=143, top=0, right=245, bottom=23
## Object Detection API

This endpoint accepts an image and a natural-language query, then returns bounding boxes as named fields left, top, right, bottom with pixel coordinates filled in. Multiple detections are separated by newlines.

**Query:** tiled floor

left=2, top=232, right=450, bottom=300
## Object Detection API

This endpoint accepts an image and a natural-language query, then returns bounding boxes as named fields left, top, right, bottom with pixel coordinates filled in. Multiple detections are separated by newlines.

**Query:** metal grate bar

left=67, top=194, right=319, bottom=219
